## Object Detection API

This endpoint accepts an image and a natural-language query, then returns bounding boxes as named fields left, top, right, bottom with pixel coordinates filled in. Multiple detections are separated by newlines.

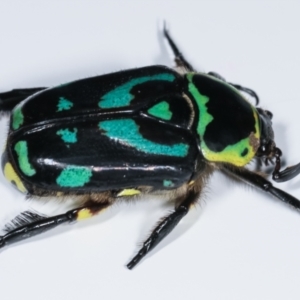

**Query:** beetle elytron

left=0, top=27, right=300, bottom=269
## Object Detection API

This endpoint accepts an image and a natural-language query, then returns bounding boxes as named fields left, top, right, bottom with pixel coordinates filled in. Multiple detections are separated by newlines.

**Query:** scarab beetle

left=0, top=27, right=300, bottom=269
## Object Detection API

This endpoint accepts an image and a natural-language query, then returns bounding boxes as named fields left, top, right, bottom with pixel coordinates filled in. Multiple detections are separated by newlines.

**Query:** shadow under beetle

left=0, top=27, right=300, bottom=269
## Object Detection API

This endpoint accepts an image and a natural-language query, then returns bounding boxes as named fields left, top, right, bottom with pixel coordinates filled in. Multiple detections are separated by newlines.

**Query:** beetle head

left=255, top=107, right=300, bottom=182
left=255, top=108, right=286, bottom=178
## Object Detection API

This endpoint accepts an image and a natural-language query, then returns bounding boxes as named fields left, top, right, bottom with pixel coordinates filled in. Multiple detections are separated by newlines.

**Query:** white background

left=0, top=1, right=300, bottom=300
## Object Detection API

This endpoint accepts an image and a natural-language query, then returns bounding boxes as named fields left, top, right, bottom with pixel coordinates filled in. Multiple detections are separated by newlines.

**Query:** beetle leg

left=228, top=83, right=260, bottom=105
left=0, top=88, right=46, bottom=112
left=272, top=162, right=300, bottom=182
left=0, top=201, right=110, bottom=250
left=207, top=71, right=226, bottom=81
left=222, top=164, right=300, bottom=210
left=270, top=147, right=300, bottom=182
left=164, top=21, right=262, bottom=106
left=163, top=25, right=196, bottom=72
left=207, top=72, right=260, bottom=105
left=127, top=188, right=200, bottom=269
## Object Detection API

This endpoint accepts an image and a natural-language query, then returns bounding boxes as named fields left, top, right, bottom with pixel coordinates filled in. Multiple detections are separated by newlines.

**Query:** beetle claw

left=273, top=162, right=300, bottom=182
left=270, top=147, right=300, bottom=182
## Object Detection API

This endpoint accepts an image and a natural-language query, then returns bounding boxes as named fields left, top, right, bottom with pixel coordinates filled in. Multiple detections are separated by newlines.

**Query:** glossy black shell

left=2, top=66, right=201, bottom=193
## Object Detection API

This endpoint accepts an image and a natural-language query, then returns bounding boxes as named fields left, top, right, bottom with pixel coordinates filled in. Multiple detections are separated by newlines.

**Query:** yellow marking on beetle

left=4, top=162, right=27, bottom=193
left=117, top=189, right=141, bottom=197
left=201, top=108, right=260, bottom=166
left=77, top=208, right=93, bottom=220
left=188, top=180, right=195, bottom=186
left=76, top=207, right=108, bottom=220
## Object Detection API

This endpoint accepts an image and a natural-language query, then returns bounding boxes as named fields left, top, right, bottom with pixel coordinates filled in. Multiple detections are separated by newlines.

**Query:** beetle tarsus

left=272, top=162, right=300, bottom=183
left=127, top=189, right=199, bottom=269
left=271, top=147, right=300, bottom=182
left=127, top=248, right=147, bottom=270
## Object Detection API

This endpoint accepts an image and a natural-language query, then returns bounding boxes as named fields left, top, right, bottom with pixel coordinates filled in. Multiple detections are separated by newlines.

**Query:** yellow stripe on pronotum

left=3, top=162, right=27, bottom=193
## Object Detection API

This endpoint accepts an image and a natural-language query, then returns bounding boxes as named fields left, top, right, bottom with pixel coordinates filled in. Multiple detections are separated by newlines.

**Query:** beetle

left=0, top=26, right=300, bottom=269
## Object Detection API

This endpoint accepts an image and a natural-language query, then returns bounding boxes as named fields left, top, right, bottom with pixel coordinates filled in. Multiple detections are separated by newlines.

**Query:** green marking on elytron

left=187, top=74, right=259, bottom=166
left=163, top=180, right=174, bottom=187
left=56, top=165, right=92, bottom=187
left=56, top=128, right=78, bottom=143
left=57, top=97, right=73, bottom=112
left=99, top=119, right=189, bottom=157
left=148, top=101, right=172, bottom=120
left=99, top=73, right=176, bottom=108
left=12, top=106, right=24, bottom=130
left=14, top=141, right=36, bottom=176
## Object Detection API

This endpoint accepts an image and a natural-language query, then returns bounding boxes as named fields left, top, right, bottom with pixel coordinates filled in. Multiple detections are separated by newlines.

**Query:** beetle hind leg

left=0, top=87, right=46, bottom=113
left=0, top=198, right=111, bottom=250
left=127, top=187, right=201, bottom=269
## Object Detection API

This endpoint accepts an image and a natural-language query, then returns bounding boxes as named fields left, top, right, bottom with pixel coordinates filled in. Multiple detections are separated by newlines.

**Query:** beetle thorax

left=185, top=73, right=260, bottom=166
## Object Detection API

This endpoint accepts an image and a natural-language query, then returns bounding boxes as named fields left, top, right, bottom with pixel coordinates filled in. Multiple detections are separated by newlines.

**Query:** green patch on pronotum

left=57, top=97, right=73, bottom=112
left=56, top=165, right=92, bottom=187
left=14, top=141, right=36, bottom=176
left=12, top=107, right=24, bottom=130
left=99, top=119, right=189, bottom=157
left=148, top=101, right=172, bottom=120
left=56, top=128, right=78, bottom=144
left=187, top=74, right=213, bottom=138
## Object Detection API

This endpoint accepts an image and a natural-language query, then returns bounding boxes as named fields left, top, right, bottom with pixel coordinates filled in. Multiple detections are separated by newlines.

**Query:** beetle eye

left=265, top=110, right=273, bottom=120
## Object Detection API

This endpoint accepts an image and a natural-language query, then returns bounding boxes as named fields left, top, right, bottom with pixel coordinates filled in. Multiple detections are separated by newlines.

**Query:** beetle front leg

left=208, top=72, right=260, bottom=105
left=127, top=188, right=200, bottom=269
left=0, top=87, right=46, bottom=112
left=163, top=27, right=260, bottom=106
left=0, top=201, right=110, bottom=249
left=163, top=25, right=196, bottom=72
left=222, top=164, right=300, bottom=210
